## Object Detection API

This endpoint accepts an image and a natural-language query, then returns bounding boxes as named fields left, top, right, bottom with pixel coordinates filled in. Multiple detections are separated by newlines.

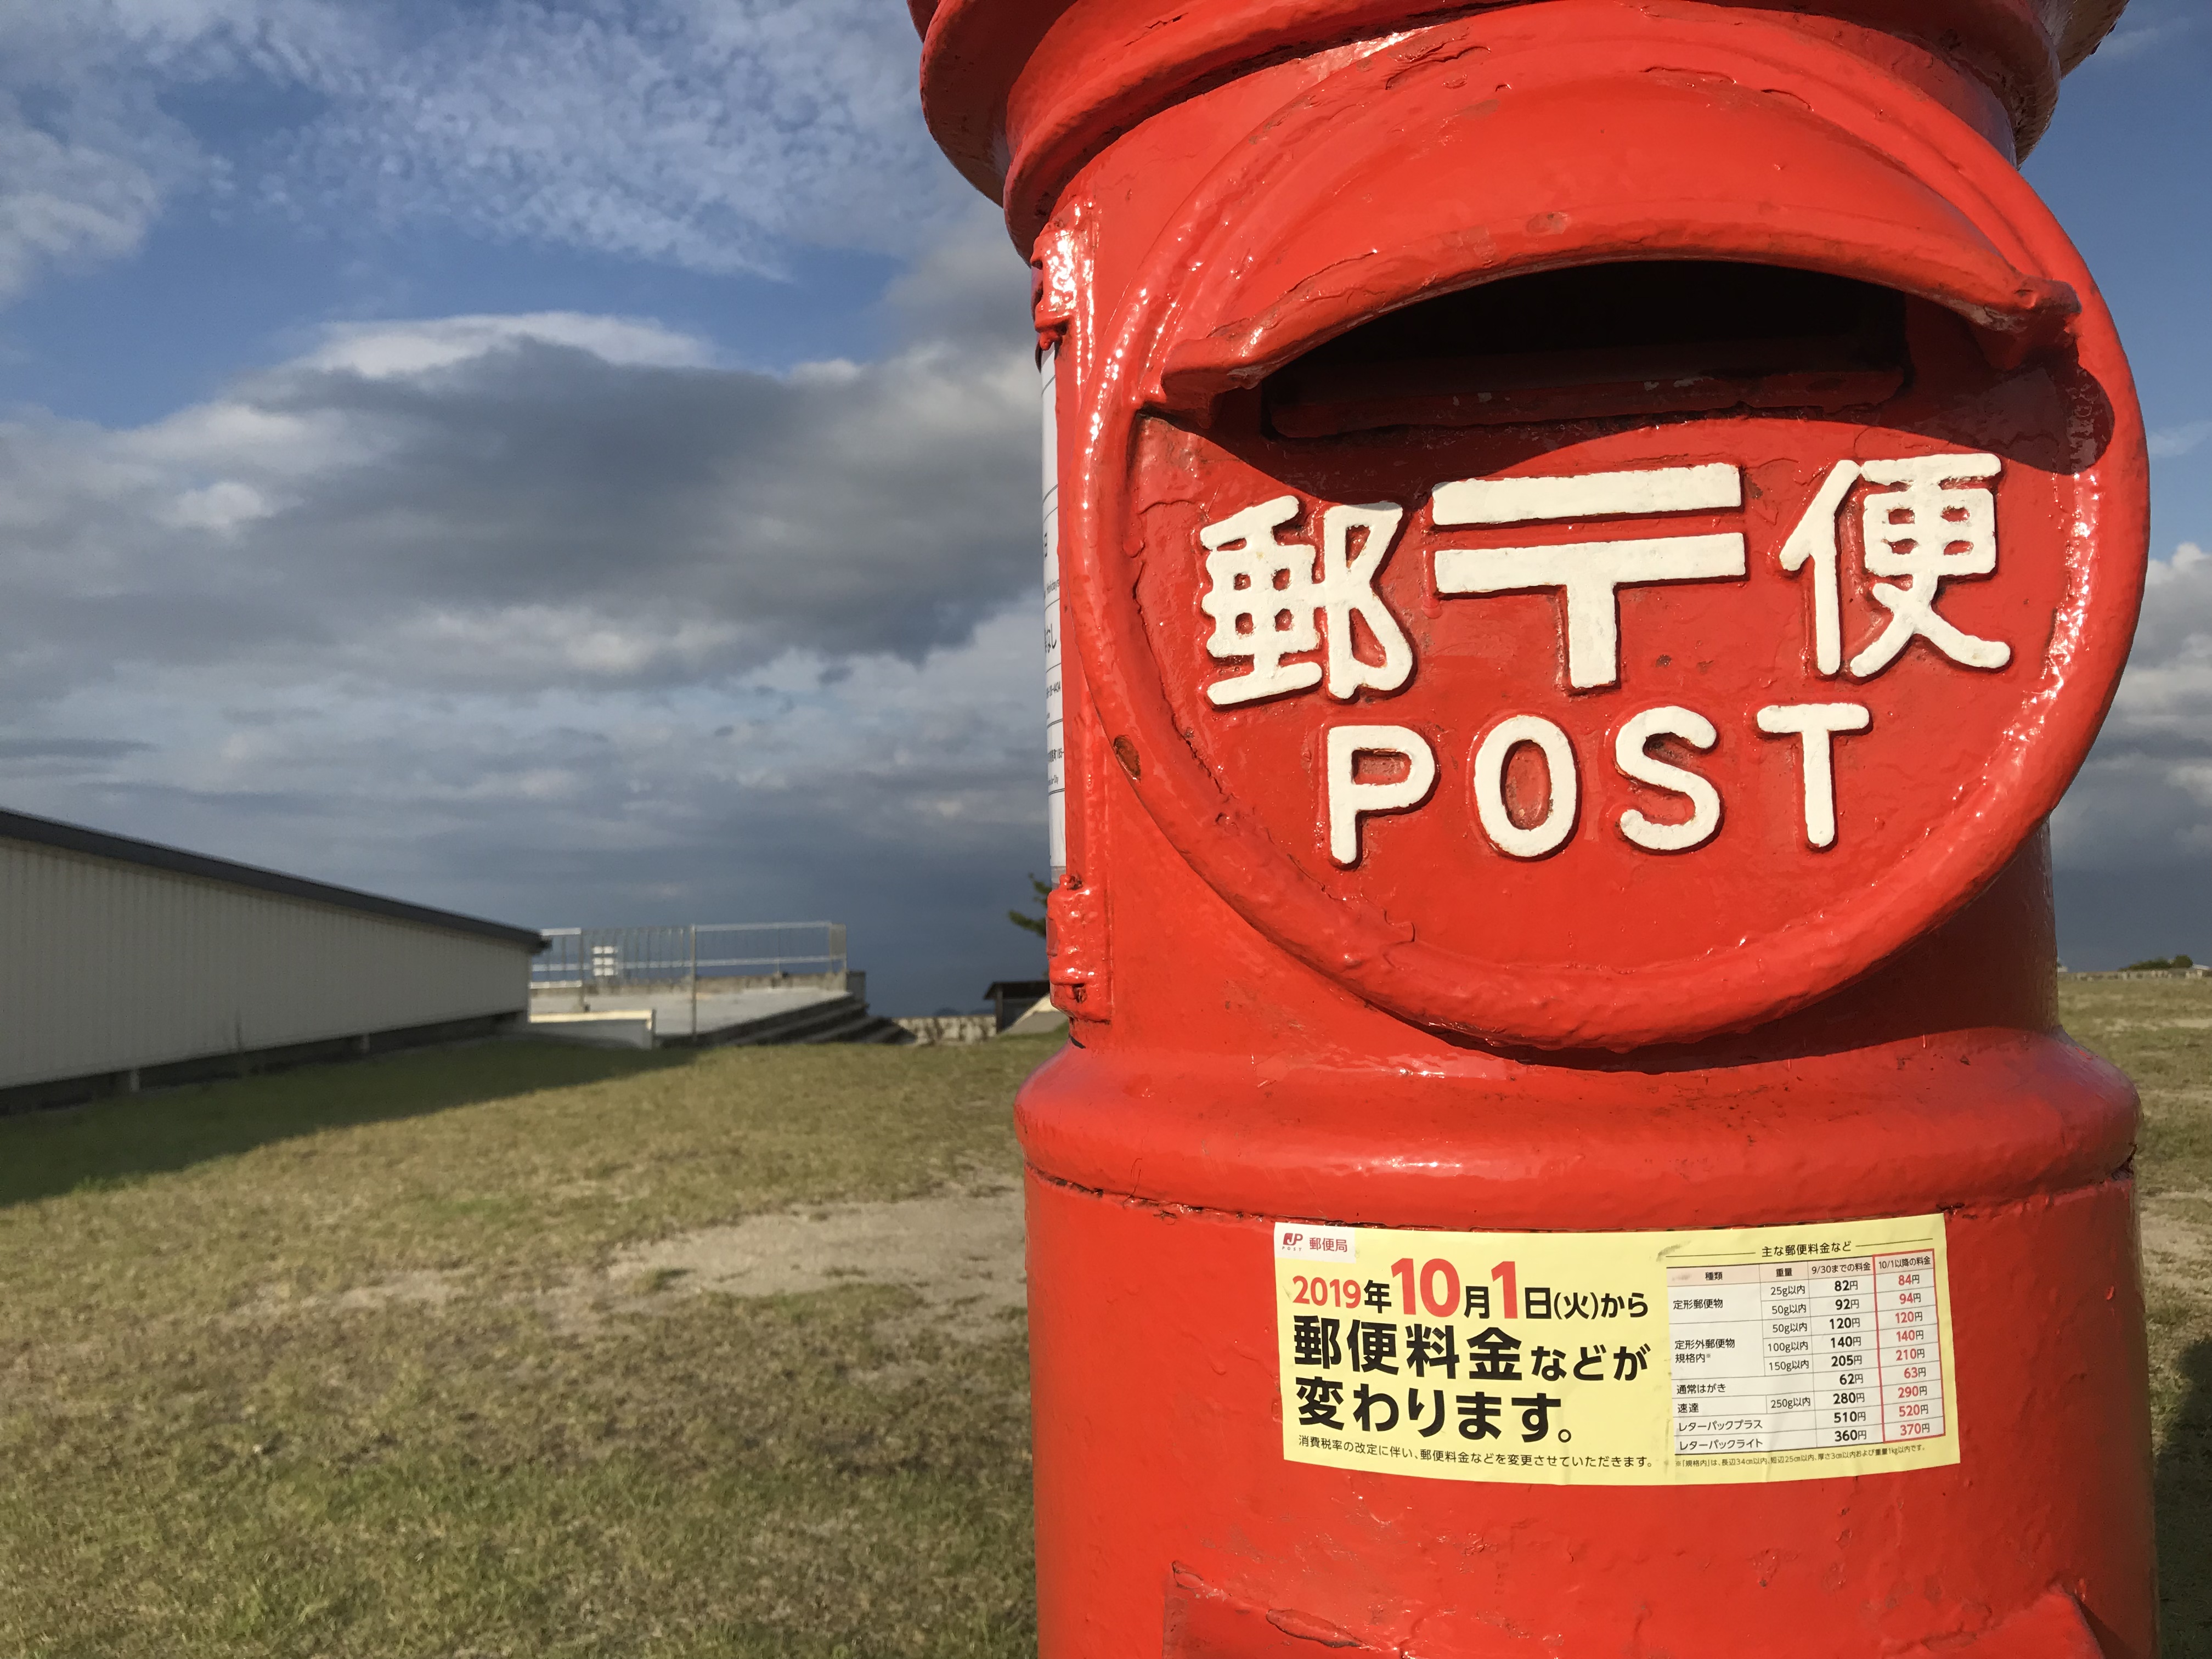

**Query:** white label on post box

left=1041, top=346, right=1067, bottom=874
left=1273, top=1212, right=1955, bottom=1486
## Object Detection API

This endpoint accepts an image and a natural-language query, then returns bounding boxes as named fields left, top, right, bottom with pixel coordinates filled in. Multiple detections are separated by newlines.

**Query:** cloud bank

left=2052, top=541, right=2212, bottom=870
left=0, top=230, right=1054, bottom=1008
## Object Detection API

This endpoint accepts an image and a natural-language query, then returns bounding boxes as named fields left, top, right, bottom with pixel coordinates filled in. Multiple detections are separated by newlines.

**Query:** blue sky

left=0, top=0, right=2201, bottom=1011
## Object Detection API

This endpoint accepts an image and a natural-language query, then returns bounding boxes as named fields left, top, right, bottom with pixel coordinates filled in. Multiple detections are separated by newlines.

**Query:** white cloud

left=303, top=312, right=719, bottom=379
left=283, top=0, right=963, bottom=273
left=391, top=604, right=748, bottom=680
left=158, top=478, right=273, bottom=533
left=0, top=289, right=1034, bottom=687
left=0, top=0, right=968, bottom=304
left=119, top=398, right=359, bottom=477
left=0, top=2, right=323, bottom=302
left=0, top=108, right=169, bottom=303
left=2050, top=541, right=2212, bottom=870
left=2149, top=419, right=2212, bottom=460
left=2078, top=10, right=2206, bottom=65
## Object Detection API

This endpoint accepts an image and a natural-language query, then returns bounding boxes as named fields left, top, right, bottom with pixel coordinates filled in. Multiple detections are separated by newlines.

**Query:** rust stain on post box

left=913, top=1, right=2154, bottom=1655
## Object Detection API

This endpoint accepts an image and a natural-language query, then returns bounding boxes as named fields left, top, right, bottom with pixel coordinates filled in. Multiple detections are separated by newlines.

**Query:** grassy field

left=0, top=1037, right=1056, bottom=1658
left=2060, top=975, right=2212, bottom=1656
left=0, top=980, right=2203, bottom=1656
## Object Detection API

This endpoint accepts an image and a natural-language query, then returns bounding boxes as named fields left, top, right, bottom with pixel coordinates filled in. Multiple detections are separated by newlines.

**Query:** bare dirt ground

left=606, top=1186, right=1026, bottom=1339
left=2143, top=1197, right=2210, bottom=1282
left=230, top=1184, right=1029, bottom=1344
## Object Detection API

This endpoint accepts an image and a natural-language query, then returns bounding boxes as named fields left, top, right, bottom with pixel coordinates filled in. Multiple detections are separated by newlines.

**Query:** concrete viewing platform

left=526, top=975, right=909, bottom=1049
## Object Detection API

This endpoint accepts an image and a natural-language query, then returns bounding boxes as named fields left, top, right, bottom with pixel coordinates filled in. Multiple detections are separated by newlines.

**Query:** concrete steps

left=682, top=993, right=915, bottom=1049
left=793, top=1006, right=915, bottom=1046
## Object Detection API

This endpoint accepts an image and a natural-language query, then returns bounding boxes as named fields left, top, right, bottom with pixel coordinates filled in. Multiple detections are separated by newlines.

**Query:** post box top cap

left=913, top=0, right=2132, bottom=233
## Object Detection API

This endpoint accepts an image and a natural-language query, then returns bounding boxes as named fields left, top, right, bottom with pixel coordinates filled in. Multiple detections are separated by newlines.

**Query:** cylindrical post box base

left=1019, top=1038, right=2151, bottom=1658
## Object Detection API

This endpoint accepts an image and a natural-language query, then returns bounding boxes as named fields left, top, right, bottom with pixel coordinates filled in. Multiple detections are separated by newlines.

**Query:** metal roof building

left=0, top=808, right=543, bottom=1109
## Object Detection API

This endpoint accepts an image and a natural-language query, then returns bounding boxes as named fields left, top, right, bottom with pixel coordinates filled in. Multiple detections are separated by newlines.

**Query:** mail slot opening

left=1261, top=261, right=1911, bottom=439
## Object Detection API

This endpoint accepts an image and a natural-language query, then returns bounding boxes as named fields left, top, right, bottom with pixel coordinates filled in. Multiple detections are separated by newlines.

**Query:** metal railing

left=532, top=922, right=847, bottom=991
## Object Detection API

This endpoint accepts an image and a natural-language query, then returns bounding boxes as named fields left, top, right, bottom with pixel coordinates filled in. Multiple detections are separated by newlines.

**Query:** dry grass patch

left=0, top=1036, right=1059, bottom=1658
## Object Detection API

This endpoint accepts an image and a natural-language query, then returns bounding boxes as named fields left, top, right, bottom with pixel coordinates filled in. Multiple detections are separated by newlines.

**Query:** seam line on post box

left=1434, top=464, right=1743, bottom=525
left=1023, top=1169, right=2136, bottom=1228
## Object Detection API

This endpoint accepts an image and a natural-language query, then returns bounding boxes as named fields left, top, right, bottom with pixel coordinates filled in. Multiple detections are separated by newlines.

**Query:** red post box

left=911, top=2, right=2153, bottom=1654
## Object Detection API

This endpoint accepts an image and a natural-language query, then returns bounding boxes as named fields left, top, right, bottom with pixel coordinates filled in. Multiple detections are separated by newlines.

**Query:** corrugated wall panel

left=0, top=840, right=532, bottom=1088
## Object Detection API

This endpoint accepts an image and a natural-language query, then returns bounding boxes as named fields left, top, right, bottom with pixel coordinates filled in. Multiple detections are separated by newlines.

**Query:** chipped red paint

left=914, top=2, right=2154, bottom=1655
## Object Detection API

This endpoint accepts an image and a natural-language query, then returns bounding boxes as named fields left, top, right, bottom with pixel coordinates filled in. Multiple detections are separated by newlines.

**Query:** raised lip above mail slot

left=1057, top=14, right=2146, bottom=1050
left=1151, top=65, right=2079, bottom=423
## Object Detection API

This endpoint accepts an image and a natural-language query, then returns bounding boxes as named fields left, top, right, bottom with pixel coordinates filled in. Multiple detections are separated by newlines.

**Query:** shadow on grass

left=2163, top=1338, right=2212, bottom=1657
left=0, top=1040, right=697, bottom=1211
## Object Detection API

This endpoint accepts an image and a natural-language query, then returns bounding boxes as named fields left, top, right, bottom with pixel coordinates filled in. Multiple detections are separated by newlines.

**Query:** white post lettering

left=1472, top=715, right=1578, bottom=859
left=1319, top=503, right=1414, bottom=699
left=1200, top=496, right=1323, bottom=706
left=1755, top=703, right=1872, bottom=849
left=1614, top=706, right=1722, bottom=853
left=1776, top=460, right=1860, bottom=676
left=1850, top=453, right=2008, bottom=677
left=1436, top=537, right=1748, bottom=690
left=1434, top=465, right=1747, bottom=690
left=1199, top=495, right=1414, bottom=706
left=1434, top=464, right=1742, bottom=524
left=1324, top=724, right=1437, bottom=867
left=1775, top=452, right=2009, bottom=679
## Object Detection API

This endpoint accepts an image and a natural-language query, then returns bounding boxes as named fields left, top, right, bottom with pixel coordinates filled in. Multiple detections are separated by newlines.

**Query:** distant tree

left=2123, top=953, right=2193, bottom=970
left=1009, top=873, right=1052, bottom=938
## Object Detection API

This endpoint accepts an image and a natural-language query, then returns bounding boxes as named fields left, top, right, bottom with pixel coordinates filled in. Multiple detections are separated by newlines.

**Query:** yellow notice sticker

left=1273, top=1214, right=1956, bottom=1486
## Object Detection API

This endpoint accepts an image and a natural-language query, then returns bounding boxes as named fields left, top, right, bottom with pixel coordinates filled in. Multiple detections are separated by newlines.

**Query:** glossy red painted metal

left=1026, top=1166, right=2145, bottom=1658
left=916, top=0, right=2134, bottom=230
left=912, top=1, right=2154, bottom=1654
